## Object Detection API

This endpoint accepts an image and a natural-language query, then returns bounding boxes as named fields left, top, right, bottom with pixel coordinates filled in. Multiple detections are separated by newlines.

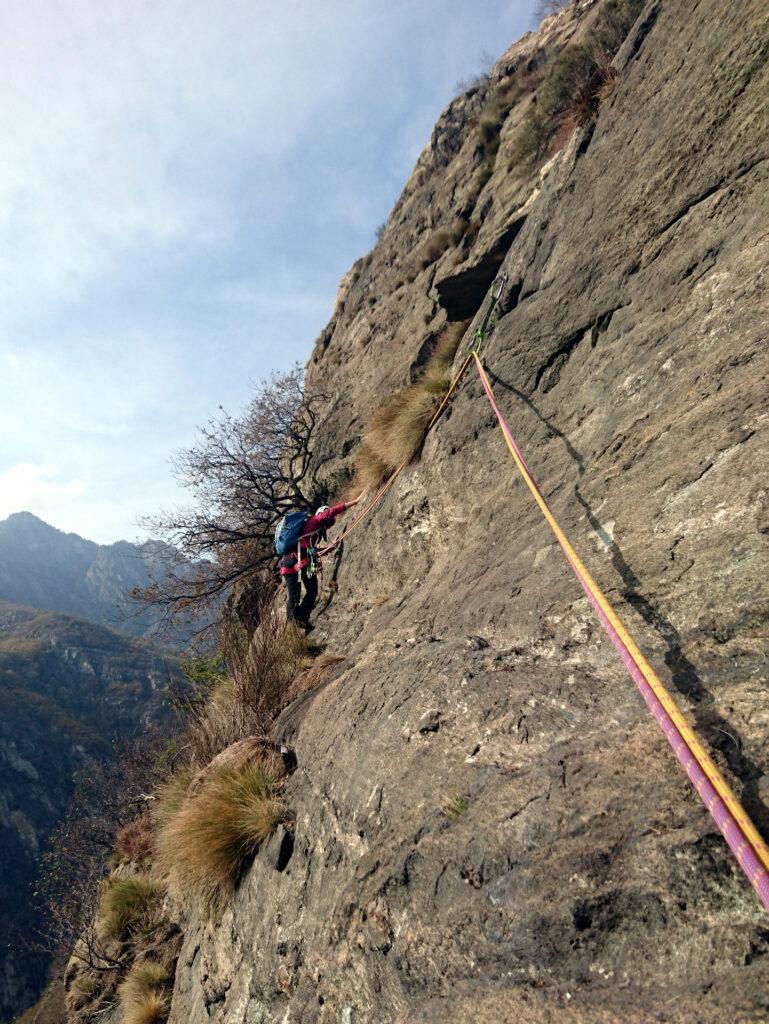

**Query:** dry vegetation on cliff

left=35, top=0, right=769, bottom=1020
left=510, top=0, right=646, bottom=166
left=157, top=759, right=287, bottom=907
left=99, top=875, right=166, bottom=940
left=119, top=960, right=172, bottom=1024
left=353, top=320, right=470, bottom=490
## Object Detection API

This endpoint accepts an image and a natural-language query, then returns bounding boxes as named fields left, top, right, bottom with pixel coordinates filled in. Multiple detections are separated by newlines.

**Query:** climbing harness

left=318, top=272, right=769, bottom=912
left=471, top=351, right=769, bottom=912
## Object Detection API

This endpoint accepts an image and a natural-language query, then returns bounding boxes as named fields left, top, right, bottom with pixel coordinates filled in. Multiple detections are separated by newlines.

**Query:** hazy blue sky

left=0, top=0, right=538, bottom=543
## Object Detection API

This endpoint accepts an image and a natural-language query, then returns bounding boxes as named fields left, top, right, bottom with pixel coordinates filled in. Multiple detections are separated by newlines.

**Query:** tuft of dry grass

left=350, top=440, right=389, bottom=493
left=351, top=320, right=469, bottom=489
left=156, top=761, right=287, bottom=908
left=287, top=651, right=346, bottom=701
left=116, top=815, right=154, bottom=864
left=66, top=972, right=100, bottom=1012
left=171, top=610, right=311, bottom=770
left=368, top=386, right=440, bottom=470
left=222, top=610, right=312, bottom=732
left=119, top=960, right=171, bottom=1024
left=98, top=874, right=165, bottom=939
left=416, top=228, right=453, bottom=270
left=442, top=794, right=470, bottom=821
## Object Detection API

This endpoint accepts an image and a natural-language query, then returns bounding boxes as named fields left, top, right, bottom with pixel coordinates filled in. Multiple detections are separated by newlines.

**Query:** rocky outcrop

left=47, top=0, right=769, bottom=1021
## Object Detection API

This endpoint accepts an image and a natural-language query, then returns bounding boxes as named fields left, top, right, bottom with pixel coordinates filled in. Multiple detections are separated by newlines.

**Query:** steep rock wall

left=162, top=2, right=768, bottom=1022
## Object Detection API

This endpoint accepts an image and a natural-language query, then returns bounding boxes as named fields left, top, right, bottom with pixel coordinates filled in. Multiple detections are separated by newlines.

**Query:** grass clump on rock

left=157, top=759, right=287, bottom=908
left=352, top=322, right=468, bottom=490
left=119, top=960, right=171, bottom=1024
left=99, top=874, right=166, bottom=939
left=442, top=794, right=470, bottom=821
left=509, top=0, right=646, bottom=168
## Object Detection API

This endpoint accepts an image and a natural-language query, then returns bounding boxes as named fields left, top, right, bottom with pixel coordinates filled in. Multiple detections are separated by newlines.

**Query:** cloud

left=0, top=0, right=536, bottom=542
left=0, top=463, right=86, bottom=520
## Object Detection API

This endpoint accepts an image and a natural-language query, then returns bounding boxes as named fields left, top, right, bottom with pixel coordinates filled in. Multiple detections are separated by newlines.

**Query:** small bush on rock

left=157, top=760, right=287, bottom=907
left=116, top=815, right=155, bottom=864
left=510, top=0, right=646, bottom=167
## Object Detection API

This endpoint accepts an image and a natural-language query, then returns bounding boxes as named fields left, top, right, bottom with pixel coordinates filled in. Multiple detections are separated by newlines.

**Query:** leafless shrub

left=115, top=815, right=155, bottom=865
left=34, top=737, right=170, bottom=971
left=454, top=50, right=495, bottom=95
left=534, top=0, right=574, bottom=24
left=135, top=365, right=328, bottom=628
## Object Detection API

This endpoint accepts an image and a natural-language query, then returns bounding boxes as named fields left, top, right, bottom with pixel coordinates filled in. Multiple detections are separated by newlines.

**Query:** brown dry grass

left=65, top=972, right=100, bottom=1012
left=287, top=651, right=346, bottom=701
left=222, top=611, right=311, bottom=731
left=156, top=760, right=287, bottom=908
left=119, top=961, right=171, bottom=1024
left=174, top=614, right=311, bottom=770
left=353, top=440, right=390, bottom=492
left=98, top=874, right=165, bottom=939
left=351, top=320, right=469, bottom=489
left=151, top=766, right=195, bottom=829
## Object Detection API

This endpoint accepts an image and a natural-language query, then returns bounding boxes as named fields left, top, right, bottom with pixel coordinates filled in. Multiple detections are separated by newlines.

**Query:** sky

left=0, top=0, right=538, bottom=544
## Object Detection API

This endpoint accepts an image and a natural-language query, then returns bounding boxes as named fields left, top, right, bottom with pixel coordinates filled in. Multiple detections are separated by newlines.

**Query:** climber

left=276, top=497, right=361, bottom=630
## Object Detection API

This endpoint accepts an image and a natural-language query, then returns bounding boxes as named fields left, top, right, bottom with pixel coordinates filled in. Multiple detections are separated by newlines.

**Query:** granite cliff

left=41, top=1, right=769, bottom=1022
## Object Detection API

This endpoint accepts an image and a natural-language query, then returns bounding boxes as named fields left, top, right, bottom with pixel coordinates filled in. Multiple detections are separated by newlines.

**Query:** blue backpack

left=274, top=511, right=310, bottom=555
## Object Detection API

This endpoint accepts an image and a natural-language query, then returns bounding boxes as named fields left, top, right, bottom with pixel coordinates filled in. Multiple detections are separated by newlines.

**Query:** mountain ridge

left=0, top=512, right=187, bottom=641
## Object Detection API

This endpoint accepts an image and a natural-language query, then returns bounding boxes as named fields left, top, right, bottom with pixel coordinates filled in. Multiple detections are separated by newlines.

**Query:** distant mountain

left=0, top=512, right=191, bottom=643
left=0, top=599, right=181, bottom=1021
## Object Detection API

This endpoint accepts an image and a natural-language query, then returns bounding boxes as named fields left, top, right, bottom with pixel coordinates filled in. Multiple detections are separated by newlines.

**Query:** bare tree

left=134, top=365, right=328, bottom=628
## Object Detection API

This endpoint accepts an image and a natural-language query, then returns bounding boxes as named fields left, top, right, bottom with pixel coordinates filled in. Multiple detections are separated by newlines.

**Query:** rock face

left=0, top=601, right=179, bottom=1022
left=71, top=1, right=769, bottom=1021
left=0, top=512, right=192, bottom=642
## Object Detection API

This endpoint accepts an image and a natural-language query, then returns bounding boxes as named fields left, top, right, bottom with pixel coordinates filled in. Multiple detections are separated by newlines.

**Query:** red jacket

left=279, top=502, right=348, bottom=575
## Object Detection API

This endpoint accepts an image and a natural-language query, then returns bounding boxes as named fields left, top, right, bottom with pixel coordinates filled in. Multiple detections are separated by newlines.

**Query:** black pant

left=284, top=567, right=318, bottom=623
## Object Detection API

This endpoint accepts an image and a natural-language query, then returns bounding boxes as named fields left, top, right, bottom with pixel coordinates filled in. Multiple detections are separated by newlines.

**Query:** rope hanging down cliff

left=320, top=279, right=769, bottom=913
left=472, top=350, right=769, bottom=914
